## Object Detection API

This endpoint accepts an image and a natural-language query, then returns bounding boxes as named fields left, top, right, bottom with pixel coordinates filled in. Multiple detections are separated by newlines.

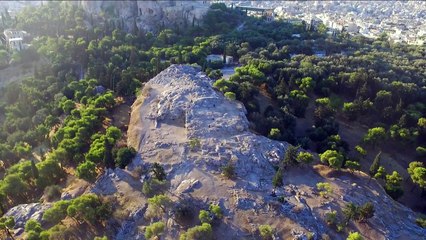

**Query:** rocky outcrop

left=4, top=202, right=51, bottom=234
left=124, top=65, right=425, bottom=239
left=78, top=1, right=210, bottom=32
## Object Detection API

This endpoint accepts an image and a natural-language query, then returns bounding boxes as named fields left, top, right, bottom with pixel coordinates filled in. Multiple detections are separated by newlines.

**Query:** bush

left=209, top=204, right=223, bottom=219
left=25, top=219, right=42, bottom=233
left=199, top=210, right=211, bottom=224
left=179, top=223, right=213, bottom=240
left=347, top=232, right=363, bottom=240
left=224, top=91, right=236, bottom=100
left=145, top=221, right=165, bottom=240
left=319, top=150, right=344, bottom=169
left=76, top=161, right=97, bottom=182
left=142, top=179, right=168, bottom=197
left=415, top=217, right=426, bottom=228
left=222, top=163, right=236, bottom=179
left=325, top=210, right=337, bottom=225
left=44, top=185, right=62, bottom=201
left=115, top=147, right=136, bottom=169
left=297, top=152, right=314, bottom=165
left=258, top=224, right=273, bottom=240
left=316, top=182, right=333, bottom=198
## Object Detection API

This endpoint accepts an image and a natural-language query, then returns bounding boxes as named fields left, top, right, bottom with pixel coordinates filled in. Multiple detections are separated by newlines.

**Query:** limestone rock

left=4, top=203, right=51, bottom=229
left=176, top=179, right=200, bottom=194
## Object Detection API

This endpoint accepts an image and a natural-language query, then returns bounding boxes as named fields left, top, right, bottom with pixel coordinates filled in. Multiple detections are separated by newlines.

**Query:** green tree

left=25, top=219, right=42, bottom=233
left=369, top=151, right=381, bottom=177
left=345, top=161, right=361, bottom=173
left=358, top=202, right=375, bottom=222
left=385, top=171, right=404, bottom=199
left=199, top=210, right=211, bottom=224
left=76, top=161, right=97, bottom=182
left=347, top=232, right=363, bottom=240
left=67, top=194, right=110, bottom=224
left=115, top=147, right=136, bottom=169
left=374, top=166, right=386, bottom=179
left=36, top=159, right=64, bottom=189
left=297, top=152, right=314, bottom=165
left=222, top=163, right=236, bottom=179
left=224, top=91, right=236, bottom=100
left=103, top=138, right=114, bottom=169
left=283, top=145, right=299, bottom=168
left=272, top=170, right=283, bottom=189
left=316, top=182, right=333, bottom=198
left=151, top=163, right=166, bottom=181
left=179, top=223, right=212, bottom=240
left=42, top=200, right=71, bottom=224
left=319, top=150, right=344, bottom=170
left=363, top=127, right=386, bottom=148
left=145, top=221, right=165, bottom=240
left=407, top=162, right=426, bottom=190
left=209, top=204, right=223, bottom=219
left=31, top=159, right=39, bottom=179
left=146, top=194, right=172, bottom=219
left=0, top=216, right=15, bottom=240
left=258, top=224, right=273, bottom=240
left=268, top=128, right=281, bottom=140
left=343, top=202, right=359, bottom=224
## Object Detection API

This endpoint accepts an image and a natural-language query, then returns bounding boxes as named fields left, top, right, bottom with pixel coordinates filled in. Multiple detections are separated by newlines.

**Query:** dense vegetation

left=0, top=1, right=425, bottom=239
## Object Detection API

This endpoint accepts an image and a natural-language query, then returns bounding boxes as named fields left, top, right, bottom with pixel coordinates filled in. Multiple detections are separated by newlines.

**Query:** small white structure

left=206, top=54, right=233, bottom=65
left=3, top=29, right=27, bottom=51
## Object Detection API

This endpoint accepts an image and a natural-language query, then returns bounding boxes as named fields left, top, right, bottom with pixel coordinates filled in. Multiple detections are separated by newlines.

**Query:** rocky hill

left=124, top=65, right=426, bottom=239
left=78, top=1, right=210, bottom=32
left=4, top=65, right=425, bottom=240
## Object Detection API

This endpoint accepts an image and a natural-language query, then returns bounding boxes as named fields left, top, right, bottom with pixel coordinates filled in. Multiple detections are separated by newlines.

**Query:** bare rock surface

left=122, top=65, right=425, bottom=239
left=4, top=203, right=52, bottom=229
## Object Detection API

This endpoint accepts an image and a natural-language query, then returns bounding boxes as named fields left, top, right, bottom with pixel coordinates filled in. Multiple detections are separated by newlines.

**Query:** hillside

left=123, top=65, right=424, bottom=239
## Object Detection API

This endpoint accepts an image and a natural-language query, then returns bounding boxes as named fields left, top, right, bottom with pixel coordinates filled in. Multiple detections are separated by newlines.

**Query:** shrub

left=115, top=147, right=136, bottom=169
left=347, top=232, right=363, bottom=240
left=76, top=161, right=97, bottom=182
left=415, top=217, right=426, bottom=228
left=199, top=210, right=211, bottom=224
left=224, top=91, right=236, bottom=100
left=316, top=182, right=333, bottom=198
left=142, top=179, right=168, bottom=197
left=179, top=223, right=213, bottom=240
left=209, top=204, right=223, bottom=219
left=44, top=185, right=62, bottom=201
left=258, top=224, right=273, bottom=240
left=297, top=152, right=314, bottom=165
left=189, top=138, right=201, bottom=150
left=145, top=221, right=165, bottom=240
left=25, top=219, right=42, bottom=233
left=222, top=163, right=236, bottom=179
left=320, top=150, right=344, bottom=170
left=325, top=210, right=337, bottom=225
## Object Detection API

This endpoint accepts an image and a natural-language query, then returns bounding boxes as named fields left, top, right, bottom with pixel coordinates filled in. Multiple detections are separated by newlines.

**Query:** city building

left=3, top=29, right=27, bottom=51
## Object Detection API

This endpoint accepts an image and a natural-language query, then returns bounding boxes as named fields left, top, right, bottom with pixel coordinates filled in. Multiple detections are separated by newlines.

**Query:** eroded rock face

left=127, top=65, right=289, bottom=192
left=126, top=65, right=426, bottom=239
left=4, top=203, right=51, bottom=229
left=78, top=1, right=210, bottom=32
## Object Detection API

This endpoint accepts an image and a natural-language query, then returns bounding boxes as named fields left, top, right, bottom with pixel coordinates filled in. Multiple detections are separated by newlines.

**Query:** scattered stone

left=176, top=179, right=200, bottom=194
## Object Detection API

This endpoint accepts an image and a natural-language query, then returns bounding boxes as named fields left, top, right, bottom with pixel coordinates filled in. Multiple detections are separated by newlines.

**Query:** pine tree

left=31, top=159, right=39, bottom=179
left=272, top=170, right=283, bottom=189
left=282, top=145, right=299, bottom=168
left=103, top=140, right=114, bottom=169
left=369, top=151, right=381, bottom=177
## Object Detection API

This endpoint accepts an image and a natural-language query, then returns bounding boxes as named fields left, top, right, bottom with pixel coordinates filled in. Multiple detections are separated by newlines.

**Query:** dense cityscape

left=232, top=1, right=426, bottom=45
